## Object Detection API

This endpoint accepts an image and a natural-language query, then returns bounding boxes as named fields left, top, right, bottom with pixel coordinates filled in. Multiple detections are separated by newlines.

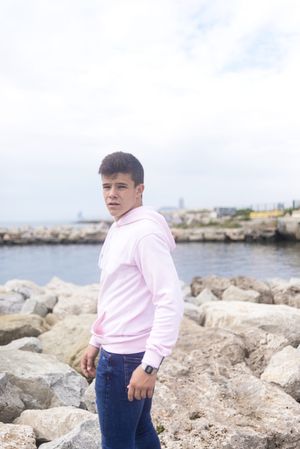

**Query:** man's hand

left=81, top=344, right=99, bottom=378
left=127, top=365, right=157, bottom=401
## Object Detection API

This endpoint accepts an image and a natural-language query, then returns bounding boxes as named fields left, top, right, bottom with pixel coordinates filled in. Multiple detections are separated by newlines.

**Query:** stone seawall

left=1, top=217, right=299, bottom=245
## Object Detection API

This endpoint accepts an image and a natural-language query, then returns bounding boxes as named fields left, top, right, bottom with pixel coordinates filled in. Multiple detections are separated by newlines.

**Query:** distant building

left=215, top=207, right=236, bottom=218
left=178, top=198, right=185, bottom=209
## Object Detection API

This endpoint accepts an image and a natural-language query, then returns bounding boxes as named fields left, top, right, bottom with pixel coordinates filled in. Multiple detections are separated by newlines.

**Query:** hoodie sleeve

left=135, top=233, right=184, bottom=368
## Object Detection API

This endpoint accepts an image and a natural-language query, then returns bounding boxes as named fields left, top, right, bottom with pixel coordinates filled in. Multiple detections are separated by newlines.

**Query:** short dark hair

left=99, top=151, right=144, bottom=186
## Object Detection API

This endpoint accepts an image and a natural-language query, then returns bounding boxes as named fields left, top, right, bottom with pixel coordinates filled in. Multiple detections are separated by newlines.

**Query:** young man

left=81, top=151, right=183, bottom=449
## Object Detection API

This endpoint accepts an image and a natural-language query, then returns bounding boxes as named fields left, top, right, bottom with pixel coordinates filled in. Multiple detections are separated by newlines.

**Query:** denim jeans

left=95, top=348, right=161, bottom=449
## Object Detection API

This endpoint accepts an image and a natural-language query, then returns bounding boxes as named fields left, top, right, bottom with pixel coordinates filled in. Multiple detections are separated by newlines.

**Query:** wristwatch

left=141, top=363, right=158, bottom=375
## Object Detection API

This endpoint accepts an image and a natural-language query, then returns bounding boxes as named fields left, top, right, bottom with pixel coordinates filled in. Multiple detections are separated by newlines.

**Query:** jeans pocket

left=123, top=353, right=144, bottom=390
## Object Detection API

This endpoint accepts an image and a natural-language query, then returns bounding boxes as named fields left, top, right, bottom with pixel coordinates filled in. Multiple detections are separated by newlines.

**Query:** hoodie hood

left=116, top=206, right=176, bottom=251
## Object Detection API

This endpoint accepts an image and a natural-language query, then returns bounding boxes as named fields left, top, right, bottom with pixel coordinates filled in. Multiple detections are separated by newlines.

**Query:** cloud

left=1, top=0, right=300, bottom=220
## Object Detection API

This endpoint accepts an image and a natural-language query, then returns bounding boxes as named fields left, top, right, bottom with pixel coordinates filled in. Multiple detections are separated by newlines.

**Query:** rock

left=261, top=345, right=300, bottom=400
left=230, top=275, right=273, bottom=304
left=239, top=327, right=289, bottom=376
left=198, top=301, right=300, bottom=346
left=184, top=303, right=203, bottom=324
left=4, top=279, right=43, bottom=298
left=83, top=380, right=96, bottom=413
left=0, top=291, right=26, bottom=314
left=21, top=298, right=48, bottom=317
left=0, top=422, right=36, bottom=449
left=44, top=313, right=60, bottom=327
left=272, top=285, right=300, bottom=308
left=0, top=373, right=25, bottom=422
left=34, top=294, right=58, bottom=310
left=39, top=314, right=96, bottom=373
left=151, top=317, right=300, bottom=449
left=53, top=294, right=97, bottom=318
left=0, top=314, right=46, bottom=345
left=191, top=275, right=231, bottom=298
left=0, top=337, right=42, bottom=353
left=39, top=416, right=101, bottom=449
left=0, top=349, right=88, bottom=411
left=14, top=406, right=96, bottom=441
left=222, top=285, right=260, bottom=303
left=193, top=288, right=219, bottom=306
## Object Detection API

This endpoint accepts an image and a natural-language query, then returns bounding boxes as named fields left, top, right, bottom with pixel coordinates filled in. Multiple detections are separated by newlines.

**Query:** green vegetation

left=156, top=424, right=165, bottom=434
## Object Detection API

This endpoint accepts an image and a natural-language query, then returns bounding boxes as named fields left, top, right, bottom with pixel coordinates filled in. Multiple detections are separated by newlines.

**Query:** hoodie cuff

left=89, top=335, right=101, bottom=348
left=142, top=349, right=164, bottom=369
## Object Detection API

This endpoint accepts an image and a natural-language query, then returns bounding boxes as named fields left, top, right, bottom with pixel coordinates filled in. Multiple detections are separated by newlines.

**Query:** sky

left=1, top=0, right=300, bottom=222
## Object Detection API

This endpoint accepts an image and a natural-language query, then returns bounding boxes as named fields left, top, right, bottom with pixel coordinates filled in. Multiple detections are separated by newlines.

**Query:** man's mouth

left=108, top=202, right=120, bottom=206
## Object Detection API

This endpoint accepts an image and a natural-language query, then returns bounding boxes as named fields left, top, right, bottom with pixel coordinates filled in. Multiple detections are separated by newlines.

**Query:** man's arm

left=127, top=233, right=183, bottom=400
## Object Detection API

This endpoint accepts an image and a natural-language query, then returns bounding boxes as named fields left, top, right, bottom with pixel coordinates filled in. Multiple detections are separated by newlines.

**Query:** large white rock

left=53, top=294, right=97, bottom=318
left=0, top=422, right=36, bottom=449
left=152, top=317, right=300, bottom=449
left=0, top=349, right=88, bottom=411
left=222, top=285, right=260, bottom=303
left=4, top=279, right=44, bottom=298
left=0, top=291, right=25, bottom=314
left=83, top=380, right=96, bottom=413
left=183, top=303, right=202, bottom=324
left=193, top=288, right=219, bottom=306
left=198, top=301, right=300, bottom=345
left=39, top=416, right=101, bottom=449
left=39, top=314, right=96, bottom=373
left=14, top=406, right=96, bottom=441
left=21, top=298, right=48, bottom=317
left=0, top=373, right=25, bottom=422
left=261, top=345, right=300, bottom=400
left=0, top=337, right=42, bottom=353
left=0, top=314, right=46, bottom=345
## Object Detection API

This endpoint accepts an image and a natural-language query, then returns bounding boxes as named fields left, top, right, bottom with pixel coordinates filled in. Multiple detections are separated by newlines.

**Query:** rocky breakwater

left=1, top=276, right=300, bottom=447
left=172, top=219, right=278, bottom=243
left=0, top=222, right=110, bottom=245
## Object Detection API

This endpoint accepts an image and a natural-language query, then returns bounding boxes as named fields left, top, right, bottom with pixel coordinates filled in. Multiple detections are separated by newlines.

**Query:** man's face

left=102, top=172, right=144, bottom=220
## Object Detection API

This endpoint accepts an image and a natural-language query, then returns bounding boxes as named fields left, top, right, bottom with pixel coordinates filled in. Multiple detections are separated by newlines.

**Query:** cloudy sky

left=1, top=0, right=300, bottom=223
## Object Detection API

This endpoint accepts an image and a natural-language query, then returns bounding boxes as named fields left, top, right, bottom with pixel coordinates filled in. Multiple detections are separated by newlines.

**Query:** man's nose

left=108, top=187, right=118, bottom=197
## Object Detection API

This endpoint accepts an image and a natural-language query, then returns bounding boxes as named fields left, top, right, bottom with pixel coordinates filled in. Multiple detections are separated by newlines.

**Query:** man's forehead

left=101, top=172, right=133, bottom=183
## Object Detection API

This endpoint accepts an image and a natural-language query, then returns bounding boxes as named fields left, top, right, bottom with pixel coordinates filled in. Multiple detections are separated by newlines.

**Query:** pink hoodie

left=89, top=206, right=184, bottom=368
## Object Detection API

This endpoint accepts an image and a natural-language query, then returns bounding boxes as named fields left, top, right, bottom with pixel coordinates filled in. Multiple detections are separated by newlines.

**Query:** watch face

left=145, top=365, right=153, bottom=374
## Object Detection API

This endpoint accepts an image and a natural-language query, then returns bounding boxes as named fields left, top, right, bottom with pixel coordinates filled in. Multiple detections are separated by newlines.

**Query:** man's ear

left=137, top=184, right=145, bottom=196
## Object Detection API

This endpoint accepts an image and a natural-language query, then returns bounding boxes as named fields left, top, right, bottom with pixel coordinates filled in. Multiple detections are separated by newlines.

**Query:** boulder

left=198, top=301, right=300, bottom=346
left=34, top=294, right=58, bottom=310
left=21, top=298, right=48, bottom=317
left=0, top=373, right=25, bottom=422
left=39, top=314, right=96, bottom=373
left=39, top=416, right=101, bottom=449
left=53, top=294, right=97, bottom=318
left=83, top=380, right=96, bottom=413
left=192, top=288, right=219, bottom=306
left=183, top=303, right=203, bottom=324
left=14, top=406, right=96, bottom=441
left=0, top=349, right=88, bottom=411
left=191, top=275, right=231, bottom=298
left=0, top=314, right=46, bottom=345
left=0, top=422, right=36, bottom=449
left=230, top=276, right=273, bottom=304
left=0, top=337, right=42, bottom=353
left=4, top=279, right=43, bottom=298
left=222, top=285, right=260, bottom=303
left=151, top=317, right=300, bottom=449
left=261, top=345, right=300, bottom=400
left=238, top=327, right=288, bottom=376
left=0, top=291, right=25, bottom=314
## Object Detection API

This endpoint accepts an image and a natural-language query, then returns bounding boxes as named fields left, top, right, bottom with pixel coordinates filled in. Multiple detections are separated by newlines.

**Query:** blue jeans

left=95, top=349, right=161, bottom=449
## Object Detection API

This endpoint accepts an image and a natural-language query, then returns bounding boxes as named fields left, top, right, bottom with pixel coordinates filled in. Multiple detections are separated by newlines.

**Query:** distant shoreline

left=0, top=218, right=299, bottom=245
